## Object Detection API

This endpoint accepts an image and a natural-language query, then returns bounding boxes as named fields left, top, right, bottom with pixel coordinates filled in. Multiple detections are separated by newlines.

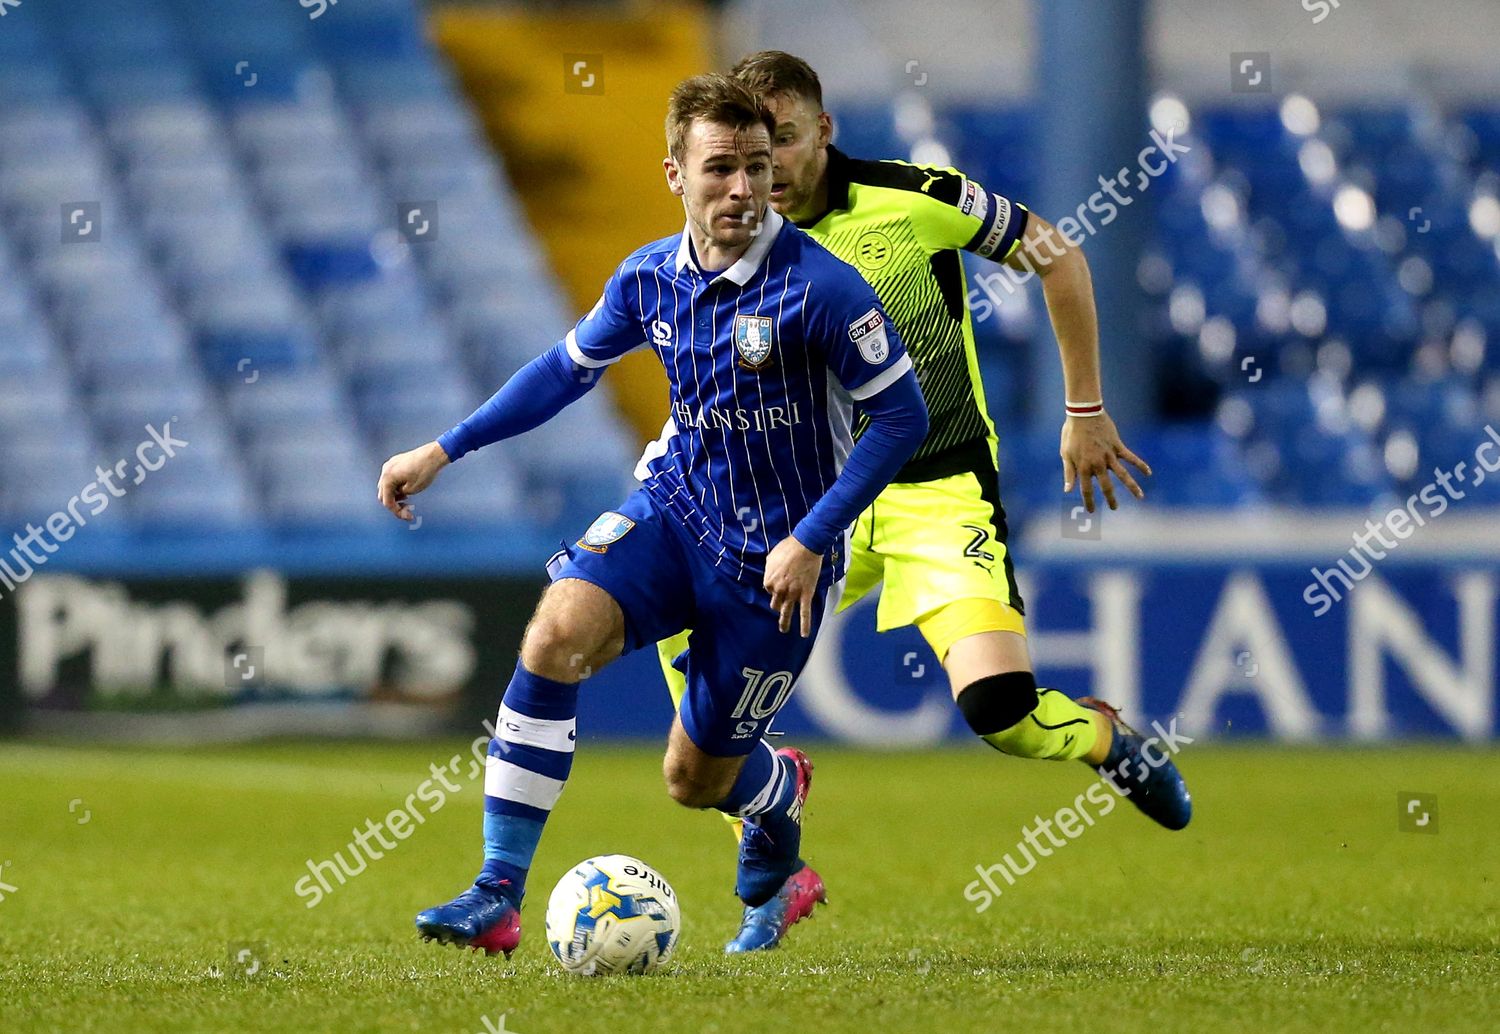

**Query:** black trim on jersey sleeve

left=838, top=150, right=970, bottom=205
left=930, top=249, right=967, bottom=324
left=831, top=147, right=1029, bottom=261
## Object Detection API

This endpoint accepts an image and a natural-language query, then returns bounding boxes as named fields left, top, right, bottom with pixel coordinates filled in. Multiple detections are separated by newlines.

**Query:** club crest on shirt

left=734, top=314, right=774, bottom=369
left=578, top=511, right=636, bottom=553
left=855, top=230, right=893, bottom=271
left=848, top=308, right=890, bottom=364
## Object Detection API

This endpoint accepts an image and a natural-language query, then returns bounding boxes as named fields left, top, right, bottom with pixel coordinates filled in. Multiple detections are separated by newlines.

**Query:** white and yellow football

left=543, top=855, right=681, bottom=976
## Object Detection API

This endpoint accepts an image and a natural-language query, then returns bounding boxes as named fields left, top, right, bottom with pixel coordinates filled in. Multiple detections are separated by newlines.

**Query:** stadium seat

left=4, top=2, right=1497, bottom=544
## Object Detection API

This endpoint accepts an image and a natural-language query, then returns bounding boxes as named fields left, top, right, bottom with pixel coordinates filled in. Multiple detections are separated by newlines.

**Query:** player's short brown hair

left=729, top=50, right=824, bottom=110
left=665, top=73, right=776, bottom=162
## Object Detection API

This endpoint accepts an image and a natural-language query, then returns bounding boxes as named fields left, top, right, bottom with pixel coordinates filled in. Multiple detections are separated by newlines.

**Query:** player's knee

left=955, top=670, right=1039, bottom=747
left=519, top=611, right=588, bottom=675
left=520, top=582, right=621, bottom=678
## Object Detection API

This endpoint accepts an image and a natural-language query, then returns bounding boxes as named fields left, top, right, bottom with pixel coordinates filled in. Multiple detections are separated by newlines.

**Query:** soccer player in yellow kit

left=659, top=53, right=1192, bottom=953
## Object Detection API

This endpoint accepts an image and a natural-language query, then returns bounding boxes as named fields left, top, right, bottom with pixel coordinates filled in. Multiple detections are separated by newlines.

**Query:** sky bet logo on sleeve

left=959, top=178, right=982, bottom=218
left=964, top=181, right=990, bottom=225
left=849, top=309, right=890, bottom=364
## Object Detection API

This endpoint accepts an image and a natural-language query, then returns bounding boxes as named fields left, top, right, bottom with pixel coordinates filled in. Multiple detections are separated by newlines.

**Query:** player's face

left=667, top=119, right=773, bottom=254
left=765, top=92, right=833, bottom=221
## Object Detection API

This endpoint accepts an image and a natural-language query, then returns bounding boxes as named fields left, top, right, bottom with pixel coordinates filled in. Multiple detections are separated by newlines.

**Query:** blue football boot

left=733, top=748, right=813, bottom=908
left=414, top=877, right=522, bottom=957
left=1080, top=697, right=1193, bottom=830
left=725, top=861, right=828, bottom=953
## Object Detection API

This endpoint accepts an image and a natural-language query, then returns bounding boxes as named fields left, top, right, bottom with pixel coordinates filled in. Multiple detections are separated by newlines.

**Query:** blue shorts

left=548, top=488, right=831, bottom=757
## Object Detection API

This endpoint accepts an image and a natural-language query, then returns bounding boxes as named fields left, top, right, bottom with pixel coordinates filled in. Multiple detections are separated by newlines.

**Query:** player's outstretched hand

left=377, top=441, right=451, bottom=521
left=765, top=536, right=824, bottom=637
left=1061, top=411, right=1152, bottom=513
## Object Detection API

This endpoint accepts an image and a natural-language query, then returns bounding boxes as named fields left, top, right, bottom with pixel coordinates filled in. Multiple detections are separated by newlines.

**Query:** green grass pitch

left=2, top=740, right=1496, bottom=1033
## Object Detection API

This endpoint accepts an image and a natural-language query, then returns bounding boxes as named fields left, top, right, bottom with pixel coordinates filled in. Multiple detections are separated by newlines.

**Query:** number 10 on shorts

left=733, top=667, right=796, bottom=721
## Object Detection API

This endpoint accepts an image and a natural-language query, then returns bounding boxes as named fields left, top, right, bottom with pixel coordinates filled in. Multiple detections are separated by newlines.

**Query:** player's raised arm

left=765, top=298, right=928, bottom=637
left=376, top=266, right=646, bottom=522
left=901, top=165, right=1152, bottom=514
left=1002, top=212, right=1152, bottom=513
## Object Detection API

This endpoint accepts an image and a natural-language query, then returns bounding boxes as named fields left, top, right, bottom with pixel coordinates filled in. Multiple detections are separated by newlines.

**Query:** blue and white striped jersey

left=565, top=209, right=913, bottom=586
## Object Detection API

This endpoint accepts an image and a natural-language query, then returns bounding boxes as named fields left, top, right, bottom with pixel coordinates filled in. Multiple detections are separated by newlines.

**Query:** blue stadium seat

left=308, top=0, right=428, bottom=62
left=199, top=325, right=322, bottom=379
left=428, top=462, right=527, bottom=523
left=0, top=322, right=59, bottom=377
left=283, top=237, right=384, bottom=291
left=55, top=280, right=176, bottom=330
left=0, top=63, right=74, bottom=104
left=317, top=271, right=434, bottom=335
left=0, top=375, right=80, bottom=440
left=204, top=56, right=332, bottom=106
left=125, top=466, right=259, bottom=526
left=225, top=371, right=352, bottom=434
left=942, top=104, right=1036, bottom=198
left=1461, top=108, right=1500, bottom=170
left=337, top=59, right=454, bottom=105
left=17, top=1, right=1497, bottom=540
left=0, top=438, right=111, bottom=525
left=0, top=105, right=94, bottom=158
left=0, top=0, right=622, bottom=536
left=1134, top=428, right=1264, bottom=507
left=359, top=99, right=476, bottom=148
left=1198, top=106, right=1290, bottom=155
left=830, top=104, right=900, bottom=160
left=108, top=102, right=223, bottom=155
left=384, top=155, right=502, bottom=201
left=338, top=320, right=457, bottom=377
left=70, top=318, right=196, bottom=385
left=87, top=372, right=211, bottom=419
left=83, top=67, right=203, bottom=110
left=1332, top=106, right=1421, bottom=156
left=0, top=11, right=53, bottom=60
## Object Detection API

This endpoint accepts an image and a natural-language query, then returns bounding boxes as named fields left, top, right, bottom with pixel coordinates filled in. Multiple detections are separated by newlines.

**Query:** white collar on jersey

left=674, top=207, right=784, bottom=286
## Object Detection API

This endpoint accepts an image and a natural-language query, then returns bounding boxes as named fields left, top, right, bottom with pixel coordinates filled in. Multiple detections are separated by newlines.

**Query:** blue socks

left=477, top=663, right=579, bottom=902
left=719, top=741, right=804, bottom=907
left=718, top=740, right=798, bottom=830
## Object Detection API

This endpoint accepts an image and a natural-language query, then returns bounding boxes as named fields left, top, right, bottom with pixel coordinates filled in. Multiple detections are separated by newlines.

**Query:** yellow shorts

left=840, top=461, right=1026, bottom=661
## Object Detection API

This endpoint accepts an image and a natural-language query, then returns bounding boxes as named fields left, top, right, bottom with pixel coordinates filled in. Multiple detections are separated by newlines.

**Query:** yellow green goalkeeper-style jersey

left=795, top=146, right=1030, bottom=481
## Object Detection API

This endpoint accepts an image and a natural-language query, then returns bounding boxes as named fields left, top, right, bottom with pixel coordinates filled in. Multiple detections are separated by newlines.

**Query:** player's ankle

left=1082, top=712, right=1113, bottom=765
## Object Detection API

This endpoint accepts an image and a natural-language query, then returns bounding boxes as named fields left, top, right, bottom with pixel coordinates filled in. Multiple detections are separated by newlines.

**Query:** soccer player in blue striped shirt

left=377, top=74, right=928, bottom=958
